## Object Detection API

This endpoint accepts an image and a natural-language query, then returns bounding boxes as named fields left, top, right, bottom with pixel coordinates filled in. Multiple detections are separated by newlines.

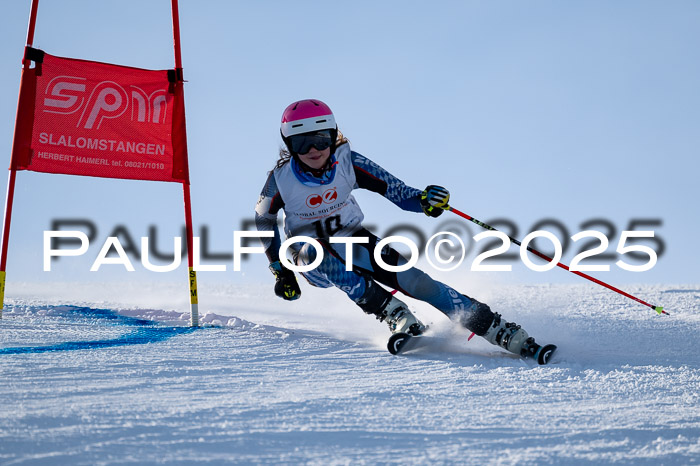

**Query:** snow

left=1, top=282, right=699, bottom=464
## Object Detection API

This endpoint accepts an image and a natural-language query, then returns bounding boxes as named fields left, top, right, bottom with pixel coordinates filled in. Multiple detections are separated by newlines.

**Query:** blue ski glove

left=420, top=185, right=450, bottom=217
left=269, top=260, right=301, bottom=301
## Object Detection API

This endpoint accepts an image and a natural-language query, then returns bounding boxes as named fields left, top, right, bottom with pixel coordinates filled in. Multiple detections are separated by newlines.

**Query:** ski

left=387, top=332, right=425, bottom=355
left=521, top=339, right=558, bottom=365
left=388, top=332, right=558, bottom=365
left=537, top=344, right=557, bottom=364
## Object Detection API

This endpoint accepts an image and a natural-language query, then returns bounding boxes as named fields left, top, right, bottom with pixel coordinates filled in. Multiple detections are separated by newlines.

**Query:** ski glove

left=420, top=185, right=450, bottom=217
left=269, top=260, right=301, bottom=301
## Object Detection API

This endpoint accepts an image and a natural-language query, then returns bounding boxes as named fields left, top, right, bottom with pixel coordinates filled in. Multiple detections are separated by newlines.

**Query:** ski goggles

left=288, top=130, right=333, bottom=154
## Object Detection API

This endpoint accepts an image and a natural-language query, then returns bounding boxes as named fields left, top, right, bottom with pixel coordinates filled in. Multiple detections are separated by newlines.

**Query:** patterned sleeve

left=254, top=172, right=284, bottom=263
left=350, top=151, right=422, bottom=212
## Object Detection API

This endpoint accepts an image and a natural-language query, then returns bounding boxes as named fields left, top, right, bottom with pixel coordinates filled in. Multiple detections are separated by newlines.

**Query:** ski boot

left=484, top=313, right=556, bottom=365
left=382, top=295, right=425, bottom=335
left=356, top=280, right=425, bottom=336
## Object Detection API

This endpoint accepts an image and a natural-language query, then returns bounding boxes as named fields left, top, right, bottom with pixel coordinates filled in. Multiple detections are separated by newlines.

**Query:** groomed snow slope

left=1, top=283, right=698, bottom=465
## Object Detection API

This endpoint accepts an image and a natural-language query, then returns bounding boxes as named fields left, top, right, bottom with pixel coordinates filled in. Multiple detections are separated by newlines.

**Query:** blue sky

left=0, top=0, right=698, bottom=290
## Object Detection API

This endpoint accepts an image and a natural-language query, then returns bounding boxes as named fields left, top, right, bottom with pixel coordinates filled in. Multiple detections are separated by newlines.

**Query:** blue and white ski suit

left=255, top=143, right=493, bottom=334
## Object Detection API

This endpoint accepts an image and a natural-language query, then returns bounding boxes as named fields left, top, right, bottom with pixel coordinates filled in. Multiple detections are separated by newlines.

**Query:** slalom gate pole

left=0, top=0, right=41, bottom=318
left=446, top=206, right=668, bottom=315
left=171, top=0, right=198, bottom=326
left=184, top=186, right=198, bottom=327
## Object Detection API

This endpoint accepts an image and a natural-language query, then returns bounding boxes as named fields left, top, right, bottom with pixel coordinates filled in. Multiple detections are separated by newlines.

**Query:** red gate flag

left=11, top=48, right=189, bottom=183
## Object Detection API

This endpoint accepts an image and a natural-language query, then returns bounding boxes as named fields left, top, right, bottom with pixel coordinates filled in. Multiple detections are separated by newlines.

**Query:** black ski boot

left=484, top=313, right=557, bottom=365
left=356, top=280, right=425, bottom=336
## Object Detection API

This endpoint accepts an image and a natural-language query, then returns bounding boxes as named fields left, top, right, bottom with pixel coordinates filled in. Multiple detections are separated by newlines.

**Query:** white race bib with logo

left=273, top=144, right=363, bottom=240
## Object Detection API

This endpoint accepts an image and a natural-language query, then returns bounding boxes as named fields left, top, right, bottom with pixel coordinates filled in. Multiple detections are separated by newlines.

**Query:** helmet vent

left=292, top=123, right=303, bottom=128
left=316, top=119, right=327, bottom=123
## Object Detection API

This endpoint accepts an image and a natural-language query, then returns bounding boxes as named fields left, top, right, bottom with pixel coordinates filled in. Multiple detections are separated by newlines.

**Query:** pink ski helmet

left=280, top=99, right=337, bottom=138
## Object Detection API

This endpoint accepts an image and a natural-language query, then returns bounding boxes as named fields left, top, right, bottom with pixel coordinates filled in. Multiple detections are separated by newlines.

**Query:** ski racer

left=255, top=99, right=553, bottom=361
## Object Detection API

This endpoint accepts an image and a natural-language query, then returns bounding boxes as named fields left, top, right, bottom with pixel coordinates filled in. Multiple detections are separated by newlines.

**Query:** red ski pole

left=446, top=206, right=668, bottom=316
